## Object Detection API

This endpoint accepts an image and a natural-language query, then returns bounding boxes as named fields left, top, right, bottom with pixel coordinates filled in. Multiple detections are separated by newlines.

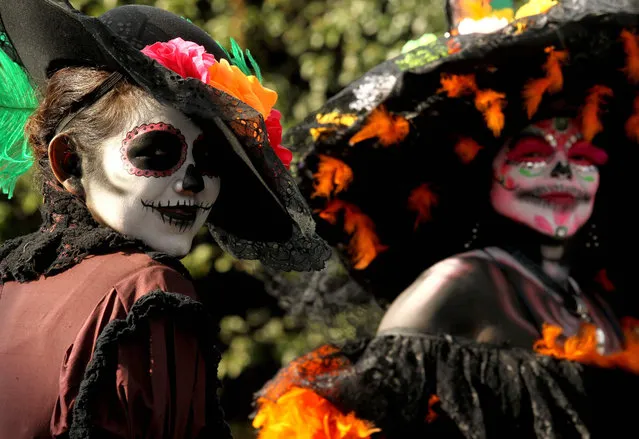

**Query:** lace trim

left=70, top=291, right=231, bottom=439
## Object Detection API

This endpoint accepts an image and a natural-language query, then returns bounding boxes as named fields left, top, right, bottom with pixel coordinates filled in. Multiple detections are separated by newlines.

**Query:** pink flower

left=265, top=109, right=292, bottom=169
left=142, top=37, right=216, bottom=83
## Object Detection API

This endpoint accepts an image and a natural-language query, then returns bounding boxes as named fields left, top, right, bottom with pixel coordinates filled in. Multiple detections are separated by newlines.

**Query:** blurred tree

left=0, top=0, right=477, bottom=436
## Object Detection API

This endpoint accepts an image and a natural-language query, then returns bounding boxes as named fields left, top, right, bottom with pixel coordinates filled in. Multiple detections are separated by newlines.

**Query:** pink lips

left=538, top=192, right=576, bottom=208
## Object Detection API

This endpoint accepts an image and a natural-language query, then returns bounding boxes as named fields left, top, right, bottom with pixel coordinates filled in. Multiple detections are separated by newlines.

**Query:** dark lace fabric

left=0, top=184, right=163, bottom=283
left=257, top=332, right=639, bottom=438
left=262, top=258, right=381, bottom=333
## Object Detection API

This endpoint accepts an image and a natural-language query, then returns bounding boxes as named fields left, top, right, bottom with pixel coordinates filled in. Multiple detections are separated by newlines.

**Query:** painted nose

left=550, top=161, right=572, bottom=179
left=181, top=164, right=205, bottom=193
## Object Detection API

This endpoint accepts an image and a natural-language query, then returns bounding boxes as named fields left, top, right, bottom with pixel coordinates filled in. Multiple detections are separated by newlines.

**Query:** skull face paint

left=82, top=104, right=221, bottom=257
left=490, top=118, right=608, bottom=239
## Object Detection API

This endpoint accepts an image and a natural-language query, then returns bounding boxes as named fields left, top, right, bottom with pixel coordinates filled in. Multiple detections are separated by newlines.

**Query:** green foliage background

left=0, top=0, right=531, bottom=436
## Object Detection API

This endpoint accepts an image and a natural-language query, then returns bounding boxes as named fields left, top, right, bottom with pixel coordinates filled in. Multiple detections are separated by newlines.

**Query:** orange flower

left=208, top=59, right=278, bottom=118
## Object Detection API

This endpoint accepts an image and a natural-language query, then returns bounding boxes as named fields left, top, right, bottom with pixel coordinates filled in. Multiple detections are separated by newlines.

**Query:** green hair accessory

left=0, top=45, right=38, bottom=198
left=217, top=38, right=263, bottom=83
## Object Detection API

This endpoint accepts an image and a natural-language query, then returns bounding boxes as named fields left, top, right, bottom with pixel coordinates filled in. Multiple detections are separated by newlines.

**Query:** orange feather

left=439, top=73, right=478, bottom=97
left=312, top=155, right=354, bottom=199
left=523, top=78, right=552, bottom=119
left=319, top=200, right=387, bottom=270
left=440, top=73, right=506, bottom=136
left=581, top=86, right=613, bottom=142
left=474, top=89, right=506, bottom=136
left=454, top=137, right=484, bottom=163
left=621, top=29, right=639, bottom=83
left=534, top=318, right=639, bottom=374
left=407, top=184, right=439, bottom=230
left=626, top=95, right=639, bottom=143
left=522, top=47, right=568, bottom=118
left=349, top=106, right=410, bottom=147
left=254, top=386, right=380, bottom=439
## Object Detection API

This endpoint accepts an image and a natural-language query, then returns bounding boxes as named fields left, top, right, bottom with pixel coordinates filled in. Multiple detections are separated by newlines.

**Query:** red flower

left=265, top=109, right=292, bottom=169
left=142, top=38, right=216, bottom=83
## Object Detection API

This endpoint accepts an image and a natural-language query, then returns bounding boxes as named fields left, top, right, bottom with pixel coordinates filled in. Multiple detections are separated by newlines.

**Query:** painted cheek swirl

left=494, top=163, right=518, bottom=191
left=120, top=123, right=188, bottom=178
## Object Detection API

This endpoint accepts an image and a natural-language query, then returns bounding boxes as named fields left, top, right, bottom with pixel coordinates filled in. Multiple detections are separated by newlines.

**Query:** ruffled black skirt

left=255, top=332, right=639, bottom=438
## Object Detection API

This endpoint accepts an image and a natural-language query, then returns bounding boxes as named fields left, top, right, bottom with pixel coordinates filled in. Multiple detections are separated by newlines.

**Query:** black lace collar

left=0, top=184, right=188, bottom=283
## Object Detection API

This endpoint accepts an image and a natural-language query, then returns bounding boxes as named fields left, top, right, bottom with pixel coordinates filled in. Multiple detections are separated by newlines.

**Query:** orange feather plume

left=439, top=73, right=478, bottom=97
left=581, top=85, right=613, bottom=142
left=349, top=106, right=410, bottom=147
left=407, top=184, right=438, bottom=230
left=534, top=318, right=639, bottom=374
left=312, top=155, right=354, bottom=199
left=626, top=95, right=639, bottom=143
left=440, top=73, right=506, bottom=136
left=523, top=47, right=569, bottom=118
left=475, top=89, right=506, bottom=136
left=319, top=200, right=388, bottom=270
left=454, top=137, right=484, bottom=163
left=621, top=29, right=639, bottom=83
left=425, top=395, right=441, bottom=424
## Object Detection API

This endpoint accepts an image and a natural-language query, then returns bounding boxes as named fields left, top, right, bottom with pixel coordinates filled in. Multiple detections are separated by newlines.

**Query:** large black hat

left=0, top=0, right=330, bottom=271
left=284, top=0, right=639, bottom=298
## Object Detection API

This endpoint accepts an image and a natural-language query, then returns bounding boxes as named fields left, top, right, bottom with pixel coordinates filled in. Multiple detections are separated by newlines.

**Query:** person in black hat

left=0, top=1, right=329, bottom=438
left=253, top=1, right=639, bottom=438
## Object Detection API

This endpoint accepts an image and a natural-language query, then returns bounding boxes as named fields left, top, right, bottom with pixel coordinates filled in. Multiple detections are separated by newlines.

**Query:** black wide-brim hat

left=285, top=0, right=639, bottom=297
left=0, top=0, right=330, bottom=271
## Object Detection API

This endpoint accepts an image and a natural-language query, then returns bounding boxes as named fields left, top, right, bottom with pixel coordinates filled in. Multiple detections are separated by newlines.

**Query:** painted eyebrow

left=506, top=131, right=549, bottom=150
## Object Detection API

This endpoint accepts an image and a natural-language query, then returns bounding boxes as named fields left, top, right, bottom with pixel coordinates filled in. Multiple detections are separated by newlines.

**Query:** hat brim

left=0, top=0, right=330, bottom=270
left=287, top=1, right=639, bottom=293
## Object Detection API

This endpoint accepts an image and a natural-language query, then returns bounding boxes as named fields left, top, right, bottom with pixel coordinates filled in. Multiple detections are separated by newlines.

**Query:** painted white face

left=490, top=118, right=608, bottom=239
left=82, top=104, right=221, bottom=257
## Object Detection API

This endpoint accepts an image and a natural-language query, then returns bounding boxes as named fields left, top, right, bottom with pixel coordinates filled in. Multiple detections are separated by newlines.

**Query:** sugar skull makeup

left=82, top=104, right=221, bottom=256
left=490, top=117, right=608, bottom=239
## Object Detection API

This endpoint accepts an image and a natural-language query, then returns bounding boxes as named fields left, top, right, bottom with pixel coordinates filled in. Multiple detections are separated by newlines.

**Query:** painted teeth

left=141, top=200, right=213, bottom=210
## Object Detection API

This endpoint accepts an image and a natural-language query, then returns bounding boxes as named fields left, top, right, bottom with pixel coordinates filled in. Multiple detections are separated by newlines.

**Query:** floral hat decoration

left=0, top=1, right=330, bottom=271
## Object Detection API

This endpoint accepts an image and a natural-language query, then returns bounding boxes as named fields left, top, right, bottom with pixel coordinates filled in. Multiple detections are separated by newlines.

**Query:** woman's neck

left=482, top=213, right=573, bottom=284
left=540, top=243, right=570, bottom=284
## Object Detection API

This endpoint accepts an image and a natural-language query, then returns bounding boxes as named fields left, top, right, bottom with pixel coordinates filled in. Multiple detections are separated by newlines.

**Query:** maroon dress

left=0, top=251, right=216, bottom=438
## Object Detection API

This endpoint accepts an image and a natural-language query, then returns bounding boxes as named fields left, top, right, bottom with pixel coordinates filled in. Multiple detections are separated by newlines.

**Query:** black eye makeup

left=121, top=123, right=187, bottom=177
left=192, top=134, right=220, bottom=178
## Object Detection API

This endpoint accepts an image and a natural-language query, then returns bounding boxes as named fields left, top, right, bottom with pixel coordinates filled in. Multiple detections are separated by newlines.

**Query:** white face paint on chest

left=490, top=117, right=608, bottom=239
left=82, top=104, right=221, bottom=257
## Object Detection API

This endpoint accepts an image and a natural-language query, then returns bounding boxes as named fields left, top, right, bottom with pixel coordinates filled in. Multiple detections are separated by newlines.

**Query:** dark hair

left=25, top=67, right=154, bottom=188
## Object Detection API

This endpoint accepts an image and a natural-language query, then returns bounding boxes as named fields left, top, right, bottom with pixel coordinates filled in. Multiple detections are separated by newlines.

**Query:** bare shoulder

left=377, top=255, right=494, bottom=335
